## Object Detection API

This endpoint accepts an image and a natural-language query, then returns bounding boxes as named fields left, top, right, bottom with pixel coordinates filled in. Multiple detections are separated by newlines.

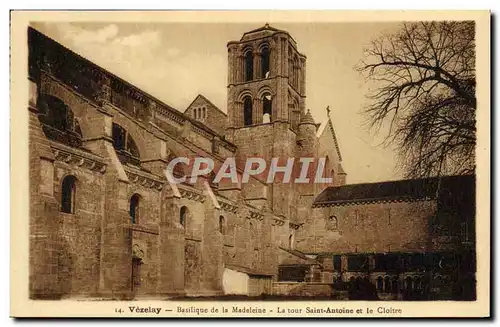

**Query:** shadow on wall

left=58, top=236, right=73, bottom=298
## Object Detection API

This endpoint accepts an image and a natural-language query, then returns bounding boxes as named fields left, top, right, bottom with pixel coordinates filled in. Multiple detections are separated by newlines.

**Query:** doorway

left=131, top=257, right=142, bottom=294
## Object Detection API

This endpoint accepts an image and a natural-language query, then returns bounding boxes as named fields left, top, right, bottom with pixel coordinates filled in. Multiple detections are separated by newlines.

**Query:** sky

left=32, top=21, right=405, bottom=184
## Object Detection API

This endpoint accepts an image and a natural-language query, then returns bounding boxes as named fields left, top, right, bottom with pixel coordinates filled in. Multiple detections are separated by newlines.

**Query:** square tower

left=225, top=24, right=307, bottom=219
left=226, top=24, right=307, bottom=133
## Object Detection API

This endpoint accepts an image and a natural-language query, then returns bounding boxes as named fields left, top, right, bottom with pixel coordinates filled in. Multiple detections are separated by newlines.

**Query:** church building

left=27, top=24, right=475, bottom=301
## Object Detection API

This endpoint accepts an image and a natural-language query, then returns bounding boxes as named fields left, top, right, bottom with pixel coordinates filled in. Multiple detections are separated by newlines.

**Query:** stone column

left=99, top=179, right=133, bottom=299
left=341, top=255, right=349, bottom=274
left=235, top=100, right=243, bottom=128
left=237, top=54, right=244, bottom=83
left=253, top=98, right=263, bottom=125
left=300, top=57, right=307, bottom=96
left=201, top=203, right=224, bottom=295
left=270, top=37, right=279, bottom=76
left=227, top=48, right=234, bottom=85
left=157, top=197, right=186, bottom=297
left=369, top=254, right=376, bottom=271
left=28, top=79, right=63, bottom=298
left=253, top=51, right=261, bottom=80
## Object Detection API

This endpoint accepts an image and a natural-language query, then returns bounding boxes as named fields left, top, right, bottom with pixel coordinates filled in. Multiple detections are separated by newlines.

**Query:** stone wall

left=297, top=200, right=436, bottom=254
left=272, top=282, right=333, bottom=297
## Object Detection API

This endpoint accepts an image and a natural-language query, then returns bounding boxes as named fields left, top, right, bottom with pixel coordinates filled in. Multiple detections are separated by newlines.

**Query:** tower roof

left=238, top=23, right=297, bottom=45
left=243, top=23, right=285, bottom=36
left=299, top=109, right=316, bottom=125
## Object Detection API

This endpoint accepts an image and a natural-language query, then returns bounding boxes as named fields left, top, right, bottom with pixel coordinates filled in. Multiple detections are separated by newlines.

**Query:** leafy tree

left=358, top=21, right=476, bottom=178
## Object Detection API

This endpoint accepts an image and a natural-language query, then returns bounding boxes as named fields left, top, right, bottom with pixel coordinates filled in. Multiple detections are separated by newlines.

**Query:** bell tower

left=225, top=24, right=307, bottom=219
left=226, top=24, right=306, bottom=134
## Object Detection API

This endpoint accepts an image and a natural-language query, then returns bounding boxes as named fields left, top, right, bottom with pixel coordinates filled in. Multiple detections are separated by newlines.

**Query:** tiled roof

left=313, top=174, right=475, bottom=206
left=243, top=23, right=285, bottom=35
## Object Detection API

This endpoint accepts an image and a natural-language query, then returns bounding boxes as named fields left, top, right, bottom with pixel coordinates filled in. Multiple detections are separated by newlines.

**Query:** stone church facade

left=27, top=24, right=475, bottom=300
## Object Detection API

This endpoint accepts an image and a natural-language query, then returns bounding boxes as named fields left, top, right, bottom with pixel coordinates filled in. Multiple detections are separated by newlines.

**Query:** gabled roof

left=278, top=246, right=319, bottom=265
left=238, top=23, right=300, bottom=48
left=224, top=263, right=274, bottom=276
left=313, top=174, right=475, bottom=206
left=184, top=94, right=227, bottom=117
left=316, top=113, right=343, bottom=161
left=243, top=23, right=285, bottom=36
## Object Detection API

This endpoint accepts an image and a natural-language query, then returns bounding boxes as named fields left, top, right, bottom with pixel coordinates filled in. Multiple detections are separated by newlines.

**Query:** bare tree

left=358, top=21, right=476, bottom=178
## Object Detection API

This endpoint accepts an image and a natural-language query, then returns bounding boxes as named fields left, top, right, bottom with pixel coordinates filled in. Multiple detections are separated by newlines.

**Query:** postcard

left=10, top=10, right=490, bottom=318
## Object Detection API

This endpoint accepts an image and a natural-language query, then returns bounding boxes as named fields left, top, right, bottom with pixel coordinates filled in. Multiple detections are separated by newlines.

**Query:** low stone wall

left=272, top=282, right=334, bottom=297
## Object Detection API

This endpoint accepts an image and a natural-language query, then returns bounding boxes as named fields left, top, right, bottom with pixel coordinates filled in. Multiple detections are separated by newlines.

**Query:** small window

left=202, top=107, right=206, bottom=119
left=130, top=194, right=140, bottom=224
left=112, top=123, right=126, bottom=150
left=392, top=277, right=399, bottom=293
left=193, top=108, right=197, bottom=119
left=384, top=276, right=391, bottom=292
left=112, top=123, right=141, bottom=166
left=262, top=93, right=272, bottom=123
left=180, top=206, right=187, bottom=227
left=376, top=276, right=384, bottom=291
left=219, top=216, right=225, bottom=235
left=261, top=46, right=270, bottom=78
left=61, top=175, right=77, bottom=213
left=244, top=50, right=254, bottom=81
left=288, top=234, right=294, bottom=249
left=243, top=96, right=253, bottom=126
left=326, top=215, right=338, bottom=231
left=333, top=255, right=342, bottom=271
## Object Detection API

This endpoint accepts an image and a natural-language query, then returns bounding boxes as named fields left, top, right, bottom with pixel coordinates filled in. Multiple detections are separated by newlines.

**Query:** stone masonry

left=27, top=24, right=475, bottom=300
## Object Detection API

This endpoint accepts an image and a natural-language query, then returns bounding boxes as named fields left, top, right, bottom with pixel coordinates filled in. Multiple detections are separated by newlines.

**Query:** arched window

left=384, top=276, right=391, bottom=292
left=392, top=277, right=399, bottom=293
left=244, top=50, right=254, bottom=82
left=293, top=56, right=300, bottom=88
left=262, top=93, right=272, bottom=123
left=202, top=107, right=206, bottom=119
left=288, top=234, right=294, bottom=249
left=38, top=94, right=83, bottom=148
left=180, top=206, right=187, bottom=227
left=193, top=108, right=197, bottom=119
left=61, top=175, right=77, bottom=213
left=243, top=96, right=253, bottom=126
left=405, top=277, right=413, bottom=291
left=288, top=47, right=294, bottom=79
left=414, top=277, right=422, bottom=291
left=130, top=194, right=140, bottom=224
left=219, top=216, right=225, bottom=235
left=112, top=123, right=141, bottom=166
left=376, top=276, right=383, bottom=291
left=327, top=216, right=338, bottom=231
left=260, top=46, right=270, bottom=78
left=112, top=123, right=126, bottom=150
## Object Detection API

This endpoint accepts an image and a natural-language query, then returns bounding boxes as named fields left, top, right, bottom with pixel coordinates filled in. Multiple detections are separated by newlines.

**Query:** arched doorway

left=131, top=244, right=144, bottom=296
